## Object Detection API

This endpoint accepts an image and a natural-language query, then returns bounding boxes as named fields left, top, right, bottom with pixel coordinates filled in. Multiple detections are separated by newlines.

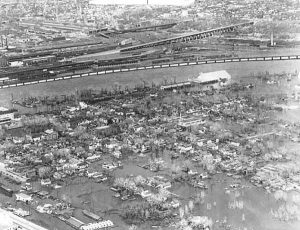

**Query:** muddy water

left=0, top=59, right=299, bottom=108
left=51, top=159, right=300, bottom=230
left=1, top=58, right=300, bottom=229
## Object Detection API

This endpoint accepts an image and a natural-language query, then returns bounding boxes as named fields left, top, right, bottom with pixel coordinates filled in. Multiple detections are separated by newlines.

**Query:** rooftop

left=0, top=107, right=8, bottom=112
left=96, top=125, right=110, bottom=130
left=191, top=70, right=231, bottom=83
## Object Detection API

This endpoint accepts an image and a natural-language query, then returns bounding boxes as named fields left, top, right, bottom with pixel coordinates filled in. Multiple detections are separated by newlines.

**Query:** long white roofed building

left=190, top=70, right=231, bottom=85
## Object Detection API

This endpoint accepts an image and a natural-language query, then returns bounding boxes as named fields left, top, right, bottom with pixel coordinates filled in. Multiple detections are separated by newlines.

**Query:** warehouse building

left=190, top=70, right=231, bottom=85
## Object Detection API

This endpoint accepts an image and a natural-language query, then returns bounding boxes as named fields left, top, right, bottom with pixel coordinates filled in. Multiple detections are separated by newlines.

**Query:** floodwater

left=0, top=55, right=300, bottom=229
left=0, top=59, right=300, bottom=108
left=173, top=176, right=300, bottom=230
left=49, top=158, right=300, bottom=230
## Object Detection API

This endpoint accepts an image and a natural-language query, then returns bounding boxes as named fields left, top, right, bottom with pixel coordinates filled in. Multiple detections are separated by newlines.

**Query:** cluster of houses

left=0, top=74, right=299, bottom=229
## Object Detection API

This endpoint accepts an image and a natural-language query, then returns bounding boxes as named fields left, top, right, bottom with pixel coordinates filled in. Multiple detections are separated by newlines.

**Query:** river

left=0, top=59, right=299, bottom=108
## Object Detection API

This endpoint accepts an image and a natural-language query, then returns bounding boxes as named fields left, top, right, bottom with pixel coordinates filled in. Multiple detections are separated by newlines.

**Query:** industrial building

left=190, top=70, right=231, bottom=85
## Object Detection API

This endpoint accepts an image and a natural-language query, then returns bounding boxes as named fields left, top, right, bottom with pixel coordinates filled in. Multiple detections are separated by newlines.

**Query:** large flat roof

left=192, top=70, right=231, bottom=83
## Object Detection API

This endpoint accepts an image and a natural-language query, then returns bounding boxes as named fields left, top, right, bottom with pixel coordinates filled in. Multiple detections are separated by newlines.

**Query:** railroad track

left=0, top=55, right=299, bottom=89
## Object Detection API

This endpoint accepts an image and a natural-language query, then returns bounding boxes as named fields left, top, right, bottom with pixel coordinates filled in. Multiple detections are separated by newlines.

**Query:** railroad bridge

left=120, top=22, right=254, bottom=52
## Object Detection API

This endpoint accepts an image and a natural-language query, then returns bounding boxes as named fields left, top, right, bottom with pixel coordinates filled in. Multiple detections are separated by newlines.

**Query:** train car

left=152, top=58, right=172, bottom=65
left=2, top=68, right=56, bottom=82
left=0, top=77, right=9, bottom=83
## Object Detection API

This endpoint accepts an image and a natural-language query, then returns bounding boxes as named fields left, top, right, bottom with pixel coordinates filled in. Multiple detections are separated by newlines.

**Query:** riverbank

left=1, top=59, right=299, bottom=108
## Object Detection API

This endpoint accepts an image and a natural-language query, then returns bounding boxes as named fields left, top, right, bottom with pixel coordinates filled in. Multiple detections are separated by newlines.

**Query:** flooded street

left=174, top=175, right=300, bottom=230
left=47, top=155, right=300, bottom=230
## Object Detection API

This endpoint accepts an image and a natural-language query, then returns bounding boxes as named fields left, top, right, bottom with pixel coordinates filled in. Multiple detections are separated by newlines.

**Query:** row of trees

left=121, top=201, right=173, bottom=224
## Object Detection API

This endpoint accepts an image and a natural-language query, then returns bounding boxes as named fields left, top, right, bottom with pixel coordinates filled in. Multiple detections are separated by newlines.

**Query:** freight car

left=152, top=58, right=172, bottom=65
left=0, top=68, right=57, bottom=83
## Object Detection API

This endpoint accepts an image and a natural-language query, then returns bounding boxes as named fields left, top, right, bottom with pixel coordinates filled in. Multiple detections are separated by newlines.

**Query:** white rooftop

left=16, top=193, right=32, bottom=199
left=0, top=107, right=9, bottom=112
left=96, top=125, right=110, bottom=130
left=192, top=70, right=231, bottom=83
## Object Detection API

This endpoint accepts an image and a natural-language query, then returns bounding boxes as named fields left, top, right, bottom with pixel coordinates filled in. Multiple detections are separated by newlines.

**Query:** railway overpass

left=120, top=22, right=254, bottom=52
